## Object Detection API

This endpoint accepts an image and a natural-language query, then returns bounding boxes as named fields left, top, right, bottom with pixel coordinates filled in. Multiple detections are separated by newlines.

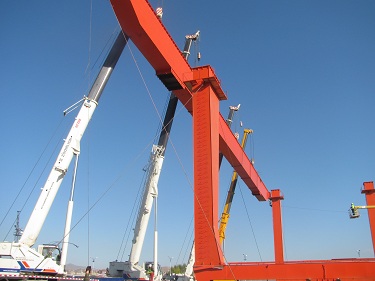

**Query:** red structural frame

left=363, top=181, right=375, bottom=252
left=110, top=1, right=375, bottom=280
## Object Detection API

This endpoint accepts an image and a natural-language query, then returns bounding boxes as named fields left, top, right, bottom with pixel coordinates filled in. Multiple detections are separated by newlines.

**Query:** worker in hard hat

left=146, top=264, right=154, bottom=281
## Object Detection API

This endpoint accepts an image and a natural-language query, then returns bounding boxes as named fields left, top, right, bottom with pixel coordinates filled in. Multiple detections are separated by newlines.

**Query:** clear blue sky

left=1, top=0, right=375, bottom=270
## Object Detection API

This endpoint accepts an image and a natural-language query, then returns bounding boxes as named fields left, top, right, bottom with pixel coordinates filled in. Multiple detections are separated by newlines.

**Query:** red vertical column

left=270, top=189, right=284, bottom=263
left=362, top=181, right=375, bottom=255
left=192, top=81, right=224, bottom=269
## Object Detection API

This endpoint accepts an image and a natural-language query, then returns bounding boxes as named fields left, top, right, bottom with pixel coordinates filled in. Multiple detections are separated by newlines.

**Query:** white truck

left=0, top=32, right=128, bottom=281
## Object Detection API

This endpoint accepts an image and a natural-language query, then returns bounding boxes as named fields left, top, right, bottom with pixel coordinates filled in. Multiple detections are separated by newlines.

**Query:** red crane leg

left=192, top=78, right=224, bottom=269
left=270, top=189, right=284, bottom=263
left=362, top=181, right=375, bottom=255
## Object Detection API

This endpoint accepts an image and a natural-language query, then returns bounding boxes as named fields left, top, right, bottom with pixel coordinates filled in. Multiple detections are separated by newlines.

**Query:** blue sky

left=1, top=0, right=375, bottom=270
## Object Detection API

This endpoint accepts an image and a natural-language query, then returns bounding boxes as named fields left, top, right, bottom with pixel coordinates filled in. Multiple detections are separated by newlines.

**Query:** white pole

left=168, top=256, right=173, bottom=276
left=61, top=154, right=79, bottom=269
left=153, top=196, right=158, bottom=281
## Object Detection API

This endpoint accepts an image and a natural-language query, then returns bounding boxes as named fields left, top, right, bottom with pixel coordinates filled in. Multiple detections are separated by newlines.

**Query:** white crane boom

left=20, top=31, right=128, bottom=247
left=0, top=32, right=128, bottom=277
left=19, top=98, right=96, bottom=247
left=129, top=145, right=164, bottom=263
left=109, top=30, right=200, bottom=281
left=128, top=31, right=200, bottom=263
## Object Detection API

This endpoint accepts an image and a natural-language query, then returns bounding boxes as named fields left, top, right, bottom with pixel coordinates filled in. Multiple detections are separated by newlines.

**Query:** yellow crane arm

left=354, top=205, right=375, bottom=209
left=349, top=203, right=375, bottom=219
left=219, top=128, right=253, bottom=245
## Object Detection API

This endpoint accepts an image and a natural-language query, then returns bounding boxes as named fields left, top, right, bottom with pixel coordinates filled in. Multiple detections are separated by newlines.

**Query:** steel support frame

left=194, top=259, right=375, bottom=281
left=362, top=181, right=375, bottom=254
left=110, top=0, right=270, bottom=201
left=110, top=0, right=375, bottom=280
left=270, top=189, right=285, bottom=264
left=192, top=75, right=224, bottom=268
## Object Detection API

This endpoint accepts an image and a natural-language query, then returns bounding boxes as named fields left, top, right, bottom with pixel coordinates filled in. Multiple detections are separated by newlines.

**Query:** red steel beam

left=362, top=181, right=375, bottom=254
left=194, top=259, right=375, bottom=281
left=110, top=0, right=270, bottom=201
left=110, top=0, right=194, bottom=111
left=192, top=74, right=224, bottom=268
left=218, top=114, right=269, bottom=201
left=270, top=189, right=284, bottom=263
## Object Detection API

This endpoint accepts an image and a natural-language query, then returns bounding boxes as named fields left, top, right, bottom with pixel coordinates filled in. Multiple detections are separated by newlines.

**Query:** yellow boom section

left=219, top=128, right=253, bottom=245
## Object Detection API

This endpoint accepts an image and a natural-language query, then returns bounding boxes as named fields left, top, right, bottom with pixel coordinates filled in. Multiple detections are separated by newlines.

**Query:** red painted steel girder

left=219, top=114, right=269, bottom=201
left=110, top=0, right=270, bottom=201
left=362, top=181, right=375, bottom=254
left=270, top=189, right=285, bottom=263
left=192, top=79, right=224, bottom=267
left=194, top=259, right=375, bottom=280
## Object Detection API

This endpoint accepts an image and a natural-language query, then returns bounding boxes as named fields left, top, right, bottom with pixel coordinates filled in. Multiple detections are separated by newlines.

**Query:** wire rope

left=1, top=117, right=66, bottom=240
left=116, top=166, right=149, bottom=261
left=237, top=182, right=263, bottom=261
left=119, top=175, right=147, bottom=261
left=86, top=0, right=93, bottom=267
left=174, top=215, right=194, bottom=266
left=163, top=85, right=239, bottom=280
left=124, top=39, right=165, bottom=133
left=282, top=205, right=346, bottom=213
left=54, top=137, right=157, bottom=255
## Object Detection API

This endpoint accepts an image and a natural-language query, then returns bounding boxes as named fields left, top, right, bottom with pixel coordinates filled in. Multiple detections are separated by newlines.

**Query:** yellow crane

left=218, top=128, right=253, bottom=245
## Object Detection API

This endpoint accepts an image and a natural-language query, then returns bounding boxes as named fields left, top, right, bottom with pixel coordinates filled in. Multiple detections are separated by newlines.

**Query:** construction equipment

left=0, top=32, right=128, bottom=279
left=108, top=30, right=200, bottom=281
left=349, top=203, right=375, bottom=219
left=219, top=128, right=253, bottom=245
left=110, top=0, right=375, bottom=279
left=177, top=105, right=241, bottom=281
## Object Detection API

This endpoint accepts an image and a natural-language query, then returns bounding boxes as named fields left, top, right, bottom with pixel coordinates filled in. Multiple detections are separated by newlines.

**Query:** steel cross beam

left=110, top=0, right=270, bottom=202
left=194, top=259, right=375, bottom=280
left=110, top=0, right=269, bottom=271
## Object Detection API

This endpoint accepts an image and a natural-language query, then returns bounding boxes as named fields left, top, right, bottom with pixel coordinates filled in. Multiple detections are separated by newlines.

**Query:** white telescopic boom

left=19, top=98, right=97, bottom=247
left=128, top=31, right=200, bottom=266
left=129, top=145, right=164, bottom=264
left=19, top=32, right=128, bottom=247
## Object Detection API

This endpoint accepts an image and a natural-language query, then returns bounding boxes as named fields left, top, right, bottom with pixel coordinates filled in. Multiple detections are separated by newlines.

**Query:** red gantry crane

left=110, top=1, right=375, bottom=280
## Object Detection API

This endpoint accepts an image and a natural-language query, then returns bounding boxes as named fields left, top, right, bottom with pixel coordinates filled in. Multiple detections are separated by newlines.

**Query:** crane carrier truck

left=0, top=32, right=128, bottom=281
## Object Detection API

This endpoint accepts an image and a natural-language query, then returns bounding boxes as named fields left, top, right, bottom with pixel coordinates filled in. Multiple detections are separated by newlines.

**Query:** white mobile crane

left=0, top=32, right=128, bottom=279
left=108, top=30, right=200, bottom=281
